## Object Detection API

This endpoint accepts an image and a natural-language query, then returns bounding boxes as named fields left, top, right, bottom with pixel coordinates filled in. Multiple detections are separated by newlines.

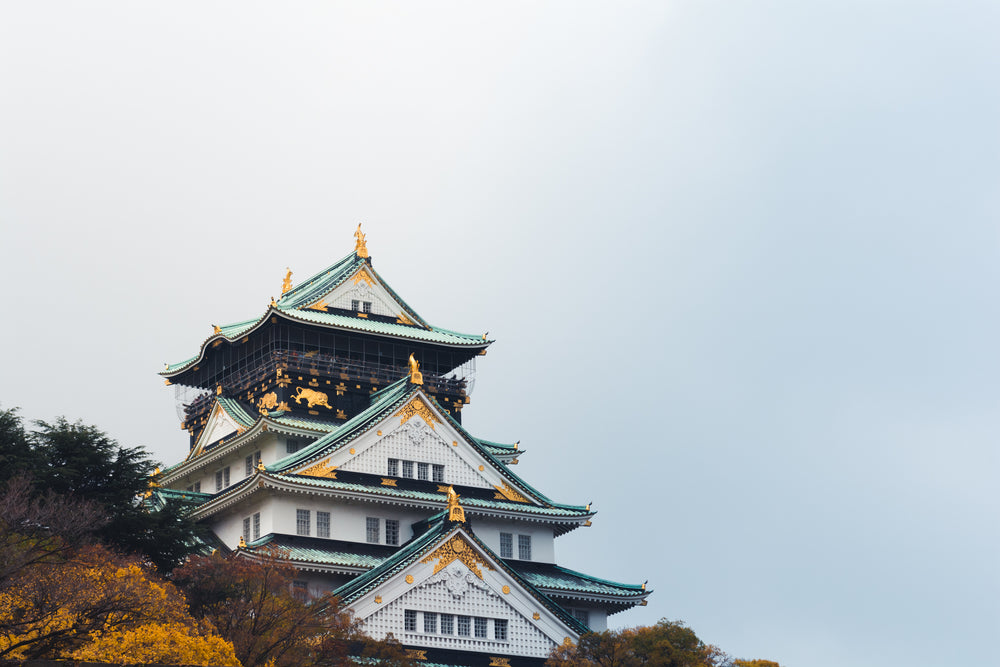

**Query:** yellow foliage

left=69, top=622, right=240, bottom=666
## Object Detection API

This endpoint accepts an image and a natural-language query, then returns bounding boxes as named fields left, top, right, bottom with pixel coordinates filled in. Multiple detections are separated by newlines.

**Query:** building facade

left=157, top=228, right=649, bottom=666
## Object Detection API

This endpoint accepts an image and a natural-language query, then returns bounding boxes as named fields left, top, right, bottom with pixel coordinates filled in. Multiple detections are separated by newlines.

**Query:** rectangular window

left=518, top=534, right=532, bottom=560
left=417, top=462, right=429, bottom=481
left=296, top=509, right=310, bottom=536
left=292, top=580, right=308, bottom=601
left=474, top=617, right=487, bottom=638
left=351, top=299, right=360, bottom=311
left=404, top=610, right=417, bottom=632
left=457, top=615, right=470, bottom=637
left=402, top=460, right=414, bottom=478
left=387, top=458, right=399, bottom=476
left=440, top=614, right=454, bottom=635
left=253, top=512, right=260, bottom=540
left=424, top=612, right=437, bottom=633
left=366, top=517, right=380, bottom=543
left=317, top=511, right=330, bottom=538
left=385, top=519, right=399, bottom=546
left=432, top=464, right=445, bottom=483
left=215, top=470, right=223, bottom=492
left=573, top=609, right=590, bottom=626
left=193, top=481, right=201, bottom=493
left=286, top=439, right=301, bottom=454
left=362, top=301, right=372, bottom=314
left=495, top=618, right=508, bottom=641
left=242, top=517, right=251, bottom=540
left=223, top=466, right=230, bottom=488
left=500, top=533, right=513, bottom=559
left=245, top=455, right=253, bottom=476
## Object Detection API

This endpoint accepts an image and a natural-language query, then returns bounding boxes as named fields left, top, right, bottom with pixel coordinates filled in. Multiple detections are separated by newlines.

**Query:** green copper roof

left=245, top=534, right=392, bottom=569
left=512, top=563, right=646, bottom=598
left=217, top=397, right=255, bottom=429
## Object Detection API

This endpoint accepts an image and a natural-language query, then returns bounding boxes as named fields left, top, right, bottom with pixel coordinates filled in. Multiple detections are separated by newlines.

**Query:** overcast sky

left=1, top=3, right=997, bottom=666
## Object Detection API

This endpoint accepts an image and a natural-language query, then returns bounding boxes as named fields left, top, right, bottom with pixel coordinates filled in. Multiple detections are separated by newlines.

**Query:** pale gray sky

left=1, top=3, right=997, bottom=666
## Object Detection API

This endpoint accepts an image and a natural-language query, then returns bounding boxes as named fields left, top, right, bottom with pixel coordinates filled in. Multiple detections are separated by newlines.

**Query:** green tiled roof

left=246, top=534, right=391, bottom=569
left=276, top=308, right=486, bottom=345
left=270, top=414, right=342, bottom=432
left=217, top=397, right=255, bottom=428
left=513, top=563, right=646, bottom=598
left=475, top=437, right=520, bottom=452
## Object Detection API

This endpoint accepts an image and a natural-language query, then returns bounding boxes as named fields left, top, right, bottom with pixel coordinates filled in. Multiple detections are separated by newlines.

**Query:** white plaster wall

left=473, top=518, right=555, bottom=564
left=269, top=495, right=426, bottom=545
left=323, top=274, right=404, bottom=318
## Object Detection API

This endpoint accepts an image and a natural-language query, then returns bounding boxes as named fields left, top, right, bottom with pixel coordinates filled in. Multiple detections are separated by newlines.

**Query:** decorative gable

left=189, top=401, right=245, bottom=458
left=301, top=266, right=418, bottom=324
left=351, top=528, right=579, bottom=658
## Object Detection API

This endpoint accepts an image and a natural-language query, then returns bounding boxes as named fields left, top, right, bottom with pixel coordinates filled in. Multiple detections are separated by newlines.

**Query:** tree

left=0, top=408, right=200, bottom=571
left=547, top=620, right=725, bottom=667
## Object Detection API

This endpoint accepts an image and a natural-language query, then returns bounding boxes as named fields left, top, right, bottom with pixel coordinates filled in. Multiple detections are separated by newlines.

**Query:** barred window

left=432, top=464, right=445, bottom=483
left=292, top=580, right=308, bottom=601
left=362, top=301, right=372, bottom=314
left=351, top=299, right=360, bottom=311
left=495, top=618, right=508, bottom=641
left=423, top=612, right=437, bottom=633
left=573, top=609, right=590, bottom=626
left=417, top=462, right=429, bottom=481
left=401, top=460, right=414, bottom=478
left=215, top=470, right=223, bottom=492
left=193, top=481, right=201, bottom=493
left=245, top=455, right=253, bottom=476
left=242, top=517, right=251, bottom=541
left=500, top=532, right=513, bottom=559
left=296, top=509, right=310, bottom=536
left=404, top=610, right=417, bottom=632
left=385, top=519, right=399, bottom=546
left=440, top=614, right=454, bottom=635
left=474, top=617, right=487, bottom=638
left=286, top=439, right=302, bottom=454
left=223, top=466, right=230, bottom=488
left=317, top=511, right=330, bottom=538
left=388, top=458, right=399, bottom=476
left=252, top=512, right=260, bottom=540
left=457, top=615, right=470, bottom=637
left=366, top=517, right=380, bottom=543
left=518, top=534, right=532, bottom=560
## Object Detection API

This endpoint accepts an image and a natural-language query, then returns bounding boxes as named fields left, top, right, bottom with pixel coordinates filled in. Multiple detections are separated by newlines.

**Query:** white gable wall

left=315, top=269, right=412, bottom=320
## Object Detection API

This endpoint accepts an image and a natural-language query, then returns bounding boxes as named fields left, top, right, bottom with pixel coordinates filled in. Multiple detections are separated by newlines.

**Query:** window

left=573, top=609, right=590, bottom=626
left=388, top=458, right=399, bottom=476
left=242, top=517, right=251, bottom=541
left=424, top=612, right=437, bottom=633
left=385, top=519, right=399, bottom=546
left=440, top=614, right=454, bottom=635
left=362, top=301, right=372, bottom=314
left=317, top=511, right=330, bottom=538
left=252, top=512, right=260, bottom=540
left=518, top=534, right=532, bottom=560
left=500, top=533, right=513, bottom=559
left=404, top=610, right=417, bottom=632
left=351, top=299, right=360, bottom=311
left=223, top=466, right=230, bottom=488
left=432, top=464, right=445, bottom=483
left=297, top=509, right=310, bottom=536
left=193, top=481, right=201, bottom=493
left=366, top=517, right=380, bottom=543
left=286, top=439, right=302, bottom=454
left=457, top=616, right=470, bottom=637
left=474, top=617, right=488, bottom=638
left=246, top=450, right=262, bottom=475
left=292, top=580, right=308, bottom=601
left=495, top=619, right=508, bottom=641
left=215, top=468, right=229, bottom=492
left=401, top=460, right=414, bottom=478
left=417, top=462, right=429, bottom=481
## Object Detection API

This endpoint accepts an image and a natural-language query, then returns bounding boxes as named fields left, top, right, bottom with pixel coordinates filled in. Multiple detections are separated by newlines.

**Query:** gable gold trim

left=299, top=458, right=337, bottom=478
left=420, top=534, right=494, bottom=579
left=493, top=481, right=530, bottom=503
left=394, top=396, right=440, bottom=429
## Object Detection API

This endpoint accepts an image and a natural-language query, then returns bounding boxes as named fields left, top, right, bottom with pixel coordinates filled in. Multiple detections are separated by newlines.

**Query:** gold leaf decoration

left=299, top=458, right=337, bottom=478
left=394, top=397, right=440, bottom=429
left=420, top=534, right=494, bottom=580
left=352, top=269, right=375, bottom=286
left=493, top=481, right=530, bottom=503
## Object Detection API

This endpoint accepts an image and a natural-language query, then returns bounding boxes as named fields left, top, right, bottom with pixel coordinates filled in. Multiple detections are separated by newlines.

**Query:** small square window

left=296, top=509, right=310, bottom=536
left=500, top=533, right=513, bottom=559
left=317, top=511, right=330, bottom=538
left=404, top=610, right=417, bottom=632
left=362, top=301, right=372, bottom=314
left=518, top=534, right=532, bottom=560
left=474, top=617, right=487, bottom=638
left=457, top=615, right=470, bottom=637
left=432, top=464, right=445, bottom=483
left=402, top=461, right=414, bottom=478
left=417, top=462, right=429, bottom=481
left=440, top=614, right=454, bottom=634
left=495, top=618, right=508, bottom=641
left=388, top=458, right=399, bottom=476
left=424, top=612, right=437, bottom=633
left=351, top=299, right=360, bottom=311
left=386, top=519, right=399, bottom=546
left=366, top=517, right=380, bottom=543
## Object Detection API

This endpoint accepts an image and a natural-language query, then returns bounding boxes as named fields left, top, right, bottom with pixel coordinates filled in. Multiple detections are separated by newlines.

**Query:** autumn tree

left=547, top=619, right=726, bottom=667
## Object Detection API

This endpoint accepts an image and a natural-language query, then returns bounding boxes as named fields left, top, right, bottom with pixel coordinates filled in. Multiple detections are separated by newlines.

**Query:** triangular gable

left=295, top=264, right=422, bottom=326
left=344, top=523, right=585, bottom=658
left=188, top=400, right=247, bottom=460
left=291, top=391, right=536, bottom=503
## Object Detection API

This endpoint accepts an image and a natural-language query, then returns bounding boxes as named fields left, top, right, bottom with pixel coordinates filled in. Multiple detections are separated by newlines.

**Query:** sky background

left=1, top=3, right=997, bottom=666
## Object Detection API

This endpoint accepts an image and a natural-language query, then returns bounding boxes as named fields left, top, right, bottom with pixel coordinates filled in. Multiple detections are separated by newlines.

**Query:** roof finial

left=354, top=223, right=369, bottom=259
left=446, top=485, right=466, bottom=523
left=281, top=267, right=293, bottom=294
left=408, top=353, right=423, bottom=385
left=238, top=535, right=247, bottom=549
